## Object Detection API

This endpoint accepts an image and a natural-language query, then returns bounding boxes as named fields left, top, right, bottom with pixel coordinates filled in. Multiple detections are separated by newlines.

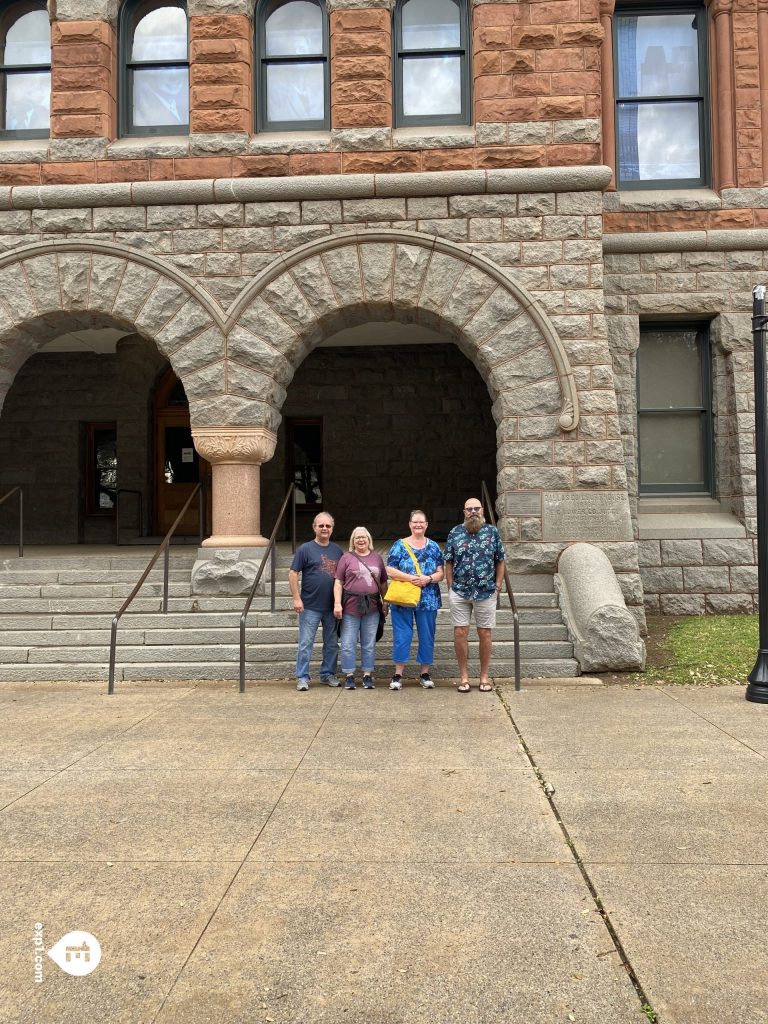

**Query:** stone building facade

left=0, top=0, right=765, bottom=623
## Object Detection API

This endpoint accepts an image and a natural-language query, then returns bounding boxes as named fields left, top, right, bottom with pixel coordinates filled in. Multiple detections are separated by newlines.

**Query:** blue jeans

left=296, top=609, right=338, bottom=683
left=391, top=605, right=437, bottom=665
left=340, top=611, right=379, bottom=674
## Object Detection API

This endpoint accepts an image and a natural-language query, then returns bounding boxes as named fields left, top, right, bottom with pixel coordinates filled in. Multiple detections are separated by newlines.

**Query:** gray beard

left=465, top=516, right=484, bottom=535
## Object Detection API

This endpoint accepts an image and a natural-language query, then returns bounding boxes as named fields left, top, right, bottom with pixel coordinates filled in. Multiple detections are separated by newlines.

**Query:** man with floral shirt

left=444, top=497, right=506, bottom=693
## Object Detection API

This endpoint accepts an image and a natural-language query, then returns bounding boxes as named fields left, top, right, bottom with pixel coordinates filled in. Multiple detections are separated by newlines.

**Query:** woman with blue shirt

left=385, top=509, right=444, bottom=690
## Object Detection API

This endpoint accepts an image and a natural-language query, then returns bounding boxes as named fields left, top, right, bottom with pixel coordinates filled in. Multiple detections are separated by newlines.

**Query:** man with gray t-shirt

left=288, top=512, right=343, bottom=691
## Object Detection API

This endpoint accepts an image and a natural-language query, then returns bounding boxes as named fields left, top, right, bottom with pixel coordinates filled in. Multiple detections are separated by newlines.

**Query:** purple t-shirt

left=335, top=552, right=387, bottom=616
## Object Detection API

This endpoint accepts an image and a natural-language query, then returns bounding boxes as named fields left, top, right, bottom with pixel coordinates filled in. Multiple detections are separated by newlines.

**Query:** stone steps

left=0, top=551, right=579, bottom=681
left=0, top=660, right=579, bottom=683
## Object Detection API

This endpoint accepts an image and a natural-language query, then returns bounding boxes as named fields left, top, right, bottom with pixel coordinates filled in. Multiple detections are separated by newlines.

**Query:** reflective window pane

left=638, top=329, right=702, bottom=408
left=266, top=62, right=324, bottom=123
left=132, top=6, right=187, bottom=62
left=265, top=1, right=323, bottom=57
left=402, top=56, right=461, bottom=117
left=618, top=101, right=701, bottom=181
left=402, top=0, right=460, bottom=50
left=5, top=70, right=49, bottom=130
left=133, top=66, right=189, bottom=126
left=2, top=9, right=50, bottom=65
left=616, top=14, right=700, bottom=97
left=639, top=414, right=704, bottom=486
left=93, top=428, right=117, bottom=510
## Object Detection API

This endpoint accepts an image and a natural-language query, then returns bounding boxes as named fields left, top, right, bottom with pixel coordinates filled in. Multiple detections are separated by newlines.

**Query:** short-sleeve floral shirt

left=444, top=523, right=505, bottom=601
left=386, top=538, right=444, bottom=612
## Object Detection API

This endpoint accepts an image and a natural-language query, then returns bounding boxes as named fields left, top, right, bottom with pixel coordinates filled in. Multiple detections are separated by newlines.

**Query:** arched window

left=0, top=1, right=50, bottom=138
left=394, top=0, right=469, bottom=127
left=256, top=0, right=329, bottom=132
left=119, top=0, right=189, bottom=136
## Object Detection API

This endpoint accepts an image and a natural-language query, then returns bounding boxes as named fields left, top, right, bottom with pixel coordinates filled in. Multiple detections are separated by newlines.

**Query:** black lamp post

left=747, top=284, right=768, bottom=702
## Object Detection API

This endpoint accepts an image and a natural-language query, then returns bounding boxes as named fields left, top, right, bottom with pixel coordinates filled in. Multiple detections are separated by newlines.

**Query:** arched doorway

left=153, top=367, right=211, bottom=536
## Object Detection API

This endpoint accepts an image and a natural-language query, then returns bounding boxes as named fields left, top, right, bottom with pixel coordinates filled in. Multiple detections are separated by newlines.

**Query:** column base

left=201, top=535, right=270, bottom=548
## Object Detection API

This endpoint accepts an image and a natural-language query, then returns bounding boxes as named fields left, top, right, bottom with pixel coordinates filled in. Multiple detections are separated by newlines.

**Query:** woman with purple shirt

left=333, top=527, right=388, bottom=690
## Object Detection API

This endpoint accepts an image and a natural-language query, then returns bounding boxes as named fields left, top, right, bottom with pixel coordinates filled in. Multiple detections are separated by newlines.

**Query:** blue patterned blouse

left=386, top=538, right=444, bottom=612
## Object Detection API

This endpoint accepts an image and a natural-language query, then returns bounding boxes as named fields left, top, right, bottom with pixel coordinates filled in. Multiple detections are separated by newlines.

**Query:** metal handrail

left=115, top=488, right=144, bottom=545
left=108, top=481, right=205, bottom=694
left=481, top=480, right=521, bottom=692
left=239, top=483, right=297, bottom=693
left=0, top=486, right=23, bottom=558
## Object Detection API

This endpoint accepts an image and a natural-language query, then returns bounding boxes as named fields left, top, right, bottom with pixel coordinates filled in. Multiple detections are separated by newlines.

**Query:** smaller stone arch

left=0, top=239, right=228, bottom=427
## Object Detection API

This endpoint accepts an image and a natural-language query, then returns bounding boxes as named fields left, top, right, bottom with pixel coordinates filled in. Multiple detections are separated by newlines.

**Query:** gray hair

left=312, top=512, right=335, bottom=527
left=348, top=526, right=373, bottom=552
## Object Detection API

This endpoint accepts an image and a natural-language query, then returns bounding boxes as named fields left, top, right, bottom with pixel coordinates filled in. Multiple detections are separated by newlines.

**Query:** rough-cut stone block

left=660, top=593, right=705, bottom=615
left=701, top=539, right=755, bottom=565
left=730, top=565, right=758, bottom=591
left=682, top=567, right=730, bottom=593
left=660, top=540, right=704, bottom=566
left=640, top=567, right=684, bottom=594
left=262, top=274, right=319, bottom=336
left=706, top=593, right=753, bottom=614
left=134, top=279, right=189, bottom=335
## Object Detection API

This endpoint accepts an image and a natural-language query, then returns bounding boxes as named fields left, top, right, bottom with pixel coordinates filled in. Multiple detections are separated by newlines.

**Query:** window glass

left=5, top=70, right=49, bottom=129
left=289, top=419, right=322, bottom=506
left=133, top=66, right=189, bottom=126
left=616, top=14, right=700, bottom=97
left=638, top=329, right=702, bottom=407
left=2, top=9, right=50, bottom=64
left=618, top=101, right=701, bottom=181
left=637, top=326, right=710, bottom=492
left=266, top=62, right=324, bottom=122
left=401, top=0, right=460, bottom=49
left=265, top=0, right=322, bottom=56
left=639, top=415, right=704, bottom=486
left=402, top=56, right=461, bottom=116
left=131, top=5, right=187, bottom=61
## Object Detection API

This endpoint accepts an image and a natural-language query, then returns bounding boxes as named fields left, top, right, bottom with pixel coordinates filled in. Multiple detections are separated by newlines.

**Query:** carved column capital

left=599, top=0, right=616, bottom=17
left=709, top=0, right=734, bottom=19
left=192, top=426, right=277, bottom=466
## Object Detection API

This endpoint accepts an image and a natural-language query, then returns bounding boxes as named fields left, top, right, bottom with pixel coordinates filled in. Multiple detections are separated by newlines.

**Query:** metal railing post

left=162, top=543, right=170, bottom=614
left=199, top=482, right=205, bottom=544
left=18, top=487, right=23, bottom=558
left=108, top=482, right=203, bottom=692
left=481, top=480, right=521, bottom=692
left=239, top=483, right=296, bottom=693
left=270, top=542, right=276, bottom=612
left=292, top=486, right=297, bottom=553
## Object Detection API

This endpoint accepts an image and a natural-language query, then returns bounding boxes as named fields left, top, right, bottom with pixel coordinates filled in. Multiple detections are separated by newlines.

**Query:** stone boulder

left=191, top=549, right=265, bottom=596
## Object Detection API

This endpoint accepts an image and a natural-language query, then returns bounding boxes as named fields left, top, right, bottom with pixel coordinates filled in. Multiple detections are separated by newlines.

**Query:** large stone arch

left=225, top=230, right=581, bottom=436
left=0, top=239, right=227, bottom=423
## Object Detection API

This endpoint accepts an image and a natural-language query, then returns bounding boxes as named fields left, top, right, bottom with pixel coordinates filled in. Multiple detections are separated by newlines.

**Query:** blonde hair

left=348, top=526, right=373, bottom=552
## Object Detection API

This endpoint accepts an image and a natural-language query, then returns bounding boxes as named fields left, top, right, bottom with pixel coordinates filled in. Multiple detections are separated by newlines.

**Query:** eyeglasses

left=316, top=524, right=333, bottom=529
left=410, top=521, right=427, bottom=526
left=464, top=507, right=482, bottom=513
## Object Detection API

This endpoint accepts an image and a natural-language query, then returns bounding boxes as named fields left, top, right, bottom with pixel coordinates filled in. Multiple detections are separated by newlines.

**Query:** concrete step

left=0, top=659, right=580, bottom=683
left=0, top=569, right=192, bottom=585
left=16, top=639, right=574, bottom=664
left=0, top=622, right=568, bottom=646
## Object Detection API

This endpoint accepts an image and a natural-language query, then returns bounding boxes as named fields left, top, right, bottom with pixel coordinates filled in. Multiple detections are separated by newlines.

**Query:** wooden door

left=153, top=368, right=210, bottom=536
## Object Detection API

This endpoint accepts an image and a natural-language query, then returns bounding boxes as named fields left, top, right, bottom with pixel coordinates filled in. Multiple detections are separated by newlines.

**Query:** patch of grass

left=651, top=614, right=758, bottom=685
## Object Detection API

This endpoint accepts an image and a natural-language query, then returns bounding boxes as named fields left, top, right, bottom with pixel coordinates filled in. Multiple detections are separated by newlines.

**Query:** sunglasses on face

left=464, top=507, right=482, bottom=514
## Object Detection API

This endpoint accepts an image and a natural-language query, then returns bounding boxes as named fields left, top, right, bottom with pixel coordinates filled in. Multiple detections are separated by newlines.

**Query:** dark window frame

left=85, top=421, right=118, bottom=516
left=393, top=0, right=471, bottom=128
left=256, top=0, right=330, bottom=133
left=119, top=0, right=189, bottom=138
left=613, top=2, right=710, bottom=190
left=0, top=0, right=50, bottom=140
left=287, top=416, right=323, bottom=510
left=636, top=321, right=713, bottom=495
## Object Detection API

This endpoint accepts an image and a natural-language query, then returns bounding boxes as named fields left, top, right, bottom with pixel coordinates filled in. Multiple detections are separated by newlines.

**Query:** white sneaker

left=419, top=673, right=434, bottom=689
left=296, top=679, right=309, bottom=691
left=389, top=674, right=402, bottom=690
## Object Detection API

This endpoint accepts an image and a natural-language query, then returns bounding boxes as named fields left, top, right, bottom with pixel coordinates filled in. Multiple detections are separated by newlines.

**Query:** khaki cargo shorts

left=448, top=589, right=498, bottom=629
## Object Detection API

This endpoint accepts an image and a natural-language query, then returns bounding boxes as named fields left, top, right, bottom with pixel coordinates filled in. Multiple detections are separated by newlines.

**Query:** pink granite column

left=192, top=426, right=277, bottom=547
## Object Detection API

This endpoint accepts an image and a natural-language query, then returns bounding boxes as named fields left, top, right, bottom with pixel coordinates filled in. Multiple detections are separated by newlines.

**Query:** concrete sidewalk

left=0, top=679, right=765, bottom=1024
